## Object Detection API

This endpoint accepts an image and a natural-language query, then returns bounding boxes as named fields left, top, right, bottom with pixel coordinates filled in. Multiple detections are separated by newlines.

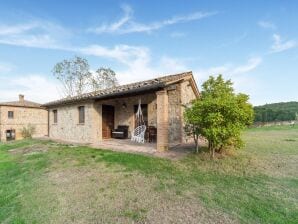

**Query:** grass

left=0, top=126, right=297, bottom=223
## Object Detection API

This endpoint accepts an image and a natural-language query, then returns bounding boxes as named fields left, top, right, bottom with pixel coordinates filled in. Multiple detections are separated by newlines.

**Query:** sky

left=0, top=0, right=297, bottom=105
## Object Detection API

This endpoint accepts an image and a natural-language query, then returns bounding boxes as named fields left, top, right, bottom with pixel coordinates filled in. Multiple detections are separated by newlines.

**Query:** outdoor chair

left=111, top=125, right=129, bottom=139
left=131, top=125, right=146, bottom=143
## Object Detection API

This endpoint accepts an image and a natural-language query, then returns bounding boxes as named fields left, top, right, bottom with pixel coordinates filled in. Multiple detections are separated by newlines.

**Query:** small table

left=148, top=126, right=157, bottom=143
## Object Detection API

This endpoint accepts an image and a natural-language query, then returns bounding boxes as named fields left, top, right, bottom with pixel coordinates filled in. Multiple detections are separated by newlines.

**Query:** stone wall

left=49, top=101, right=101, bottom=143
left=180, top=80, right=198, bottom=143
left=46, top=82, right=197, bottom=146
left=167, top=84, right=182, bottom=144
left=0, top=106, right=48, bottom=142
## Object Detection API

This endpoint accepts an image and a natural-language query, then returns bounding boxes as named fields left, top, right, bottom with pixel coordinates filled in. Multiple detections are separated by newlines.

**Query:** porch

left=96, top=89, right=170, bottom=151
left=92, top=138, right=195, bottom=160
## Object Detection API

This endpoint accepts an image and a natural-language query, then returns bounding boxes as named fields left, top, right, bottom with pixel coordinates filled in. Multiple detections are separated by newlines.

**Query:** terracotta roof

left=44, top=71, right=197, bottom=107
left=0, top=100, right=43, bottom=108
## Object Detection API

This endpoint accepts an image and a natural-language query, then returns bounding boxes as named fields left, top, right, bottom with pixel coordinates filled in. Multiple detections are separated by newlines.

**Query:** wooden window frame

left=78, top=106, right=85, bottom=124
left=53, top=110, right=58, bottom=123
left=8, top=111, right=14, bottom=119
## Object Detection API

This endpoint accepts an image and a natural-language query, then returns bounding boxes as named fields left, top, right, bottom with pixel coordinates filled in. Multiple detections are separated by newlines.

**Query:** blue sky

left=0, top=0, right=297, bottom=105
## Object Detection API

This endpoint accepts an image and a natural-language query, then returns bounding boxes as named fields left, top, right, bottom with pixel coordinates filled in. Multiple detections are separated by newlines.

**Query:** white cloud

left=258, top=20, right=276, bottom=30
left=160, top=56, right=187, bottom=72
left=271, top=34, right=297, bottom=53
left=88, top=4, right=217, bottom=34
left=0, top=23, right=38, bottom=35
left=78, top=44, right=191, bottom=84
left=0, top=20, right=71, bottom=49
left=79, top=44, right=150, bottom=65
left=232, top=57, right=262, bottom=74
left=0, top=75, right=62, bottom=103
left=194, top=57, right=262, bottom=103
left=91, top=4, right=133, bottom=34
left=0, top=62, right=13, bottom=73
left=195, top=57, right=262, bottom=80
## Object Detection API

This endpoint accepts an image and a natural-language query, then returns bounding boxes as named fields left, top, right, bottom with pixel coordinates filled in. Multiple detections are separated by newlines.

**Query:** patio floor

left=92, top=138, right=196, bottom=160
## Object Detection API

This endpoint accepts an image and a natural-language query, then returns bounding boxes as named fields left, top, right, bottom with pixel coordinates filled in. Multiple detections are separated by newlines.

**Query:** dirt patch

left=9, top=144, right=49, bottom=155
left=20, top=165, right=238, bottom=224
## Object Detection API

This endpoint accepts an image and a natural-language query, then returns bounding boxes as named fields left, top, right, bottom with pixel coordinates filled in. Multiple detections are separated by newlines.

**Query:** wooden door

left=102, top=105, right=115, bottom=139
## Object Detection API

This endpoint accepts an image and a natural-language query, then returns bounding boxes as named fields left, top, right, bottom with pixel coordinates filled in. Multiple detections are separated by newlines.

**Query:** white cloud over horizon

left=195, top=56, right=262, bottom=79
left=194, top=57, right=263, bottom=104
left=0, top=74, right=62, bottom=103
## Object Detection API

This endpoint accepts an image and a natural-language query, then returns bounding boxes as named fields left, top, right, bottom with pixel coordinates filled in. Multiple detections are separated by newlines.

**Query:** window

left=6, top=129, right=15, bottom=141
left=8, top=111, right=14, bottom=119
left=78, top=106, right=85, bottom=124
left=53, top=110, right=58, bottom=123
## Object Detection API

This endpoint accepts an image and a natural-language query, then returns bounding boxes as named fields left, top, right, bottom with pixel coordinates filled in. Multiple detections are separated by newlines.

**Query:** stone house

left=0, top=95, right=48, bottom=142
left=44, top=72, right=199, bottom=151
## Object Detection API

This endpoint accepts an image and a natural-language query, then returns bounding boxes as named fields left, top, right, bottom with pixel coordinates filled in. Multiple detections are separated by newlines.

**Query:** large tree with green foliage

left=184, top=75, right=254, bottom=158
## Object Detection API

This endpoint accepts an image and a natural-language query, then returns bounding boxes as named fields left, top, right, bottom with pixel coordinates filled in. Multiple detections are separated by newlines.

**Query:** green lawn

left=0, top=126, right=297, bottom=223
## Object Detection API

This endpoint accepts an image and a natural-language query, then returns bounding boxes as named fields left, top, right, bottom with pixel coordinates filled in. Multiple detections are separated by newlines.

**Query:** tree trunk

left=195, top=140, right=199, bottom=153
left=193, top=133, right=199, bottom=153
left=209, top=142, right=215, bottom=159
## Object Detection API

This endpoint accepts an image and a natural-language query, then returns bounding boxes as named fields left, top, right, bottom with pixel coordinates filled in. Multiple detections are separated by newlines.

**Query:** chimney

left=19, top=94, right=24, bottom=102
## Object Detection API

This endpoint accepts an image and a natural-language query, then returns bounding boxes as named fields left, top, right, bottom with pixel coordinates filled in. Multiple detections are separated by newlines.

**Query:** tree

left=184, top=122, right=202, bottom=153
left=90, top=67, right=118, bottom=91
left=184, top=75, right=254, bottom=159
left=52, top=56, right=91, bottom=97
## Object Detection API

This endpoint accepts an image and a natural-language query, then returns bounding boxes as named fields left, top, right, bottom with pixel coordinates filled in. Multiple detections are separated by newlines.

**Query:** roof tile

left=44, top=71, right=194, bottom=107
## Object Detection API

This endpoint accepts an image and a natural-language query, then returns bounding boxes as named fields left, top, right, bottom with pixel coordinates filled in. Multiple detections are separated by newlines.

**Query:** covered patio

left=92, top=138, right=195, bottom=160
left=96, top=90, right=161, bottom=145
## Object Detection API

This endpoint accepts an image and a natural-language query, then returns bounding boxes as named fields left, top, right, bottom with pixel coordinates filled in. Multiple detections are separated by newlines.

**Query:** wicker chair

left=131, top=125, right=146, bottom=143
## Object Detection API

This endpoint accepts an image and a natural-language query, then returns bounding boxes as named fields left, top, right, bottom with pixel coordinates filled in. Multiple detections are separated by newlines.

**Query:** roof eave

left=43, top=83, right=165, bottom=107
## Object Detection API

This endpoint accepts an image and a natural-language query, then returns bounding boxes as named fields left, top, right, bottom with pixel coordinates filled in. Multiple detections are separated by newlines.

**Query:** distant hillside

left=254, top=102, right=298, bottom=122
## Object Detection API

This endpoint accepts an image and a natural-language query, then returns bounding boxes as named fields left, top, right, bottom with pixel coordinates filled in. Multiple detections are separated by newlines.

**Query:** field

left=0, top=126, right=297, bottom=223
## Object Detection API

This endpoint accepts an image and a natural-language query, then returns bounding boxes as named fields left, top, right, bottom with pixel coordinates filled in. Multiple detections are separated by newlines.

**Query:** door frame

left=102, top=105, right=115, bottom=139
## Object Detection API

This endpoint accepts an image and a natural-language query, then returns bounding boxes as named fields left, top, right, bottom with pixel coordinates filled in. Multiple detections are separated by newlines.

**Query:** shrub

left=21, top=124, right=36, bottom=139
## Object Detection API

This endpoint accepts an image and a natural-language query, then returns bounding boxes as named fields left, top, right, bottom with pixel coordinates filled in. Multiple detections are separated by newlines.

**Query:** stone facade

left=47, top=80, right=198, bottom=149
left=49, top=101, right=101, bottom=143
left=0, top=105, right=48, bottom=142
left=180, top=80, right=198, bottom=142
left=167, top=83, right=182, bottom=144
left=48, top=93, right=157, bottom=143
left=46, top=73, right=199, bottom=150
